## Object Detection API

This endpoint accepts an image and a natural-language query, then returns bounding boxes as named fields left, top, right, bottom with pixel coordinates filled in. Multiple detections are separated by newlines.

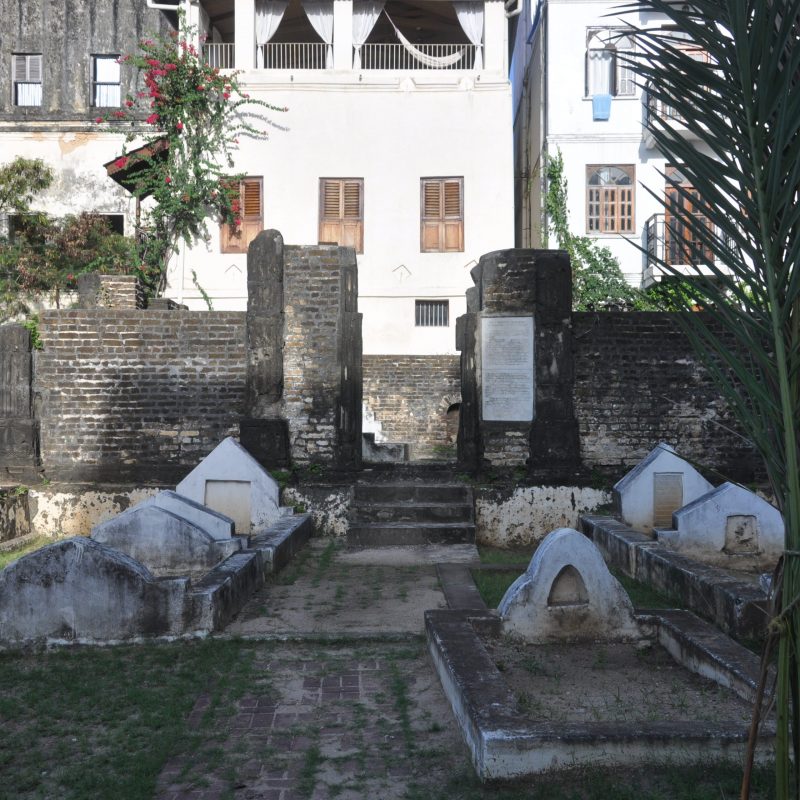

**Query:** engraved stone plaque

left=480, top=316, right=534, bottom=421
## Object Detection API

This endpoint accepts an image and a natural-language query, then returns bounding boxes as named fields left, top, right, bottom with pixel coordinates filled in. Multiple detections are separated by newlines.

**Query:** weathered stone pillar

left=456, top=249, right=579, bottom=474
left=240, top=230, right=290, bottom=467
left=0, top=325, right=39, bottom=480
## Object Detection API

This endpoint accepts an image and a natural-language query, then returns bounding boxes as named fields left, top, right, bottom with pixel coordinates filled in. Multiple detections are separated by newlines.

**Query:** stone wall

left=35, top=310, right=247, bottom=482
left=572, top=312, right=759, bottom=481
left=282, top=244, right=362, bottom=466
left=363, top=355, right=460, bottom=458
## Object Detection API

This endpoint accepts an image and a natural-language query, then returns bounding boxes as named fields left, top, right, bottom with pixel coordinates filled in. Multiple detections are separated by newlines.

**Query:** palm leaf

left=618, top=2, right=800, bottom=796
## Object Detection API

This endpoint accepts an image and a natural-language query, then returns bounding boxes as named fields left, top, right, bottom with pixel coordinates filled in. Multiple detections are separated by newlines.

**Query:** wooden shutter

left=318, top=179, right=363, bottom=253
left=14, top=54, right=41, bottom=82
left=220, top=177, right=262, bottom=254
left=421, top=178, right=463, bottom=252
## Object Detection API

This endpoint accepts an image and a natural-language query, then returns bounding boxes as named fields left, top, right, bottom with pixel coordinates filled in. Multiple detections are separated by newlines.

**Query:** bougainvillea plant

left=97, top=13, right=285, bottom=293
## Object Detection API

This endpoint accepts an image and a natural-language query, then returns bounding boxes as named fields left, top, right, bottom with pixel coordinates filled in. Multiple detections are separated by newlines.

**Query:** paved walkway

left=155, top=539, right=481, bottom=800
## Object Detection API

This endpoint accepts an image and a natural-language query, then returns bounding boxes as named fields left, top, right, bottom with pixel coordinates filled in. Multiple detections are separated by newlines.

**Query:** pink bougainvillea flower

left=125, top=99, right=134, bottom=107
left=94, top=116, right=104, bottom=123
left=234, top=217, right=242, bottom=226
left=176, top=122, right=184, bottom=131
left=165, top=176, right=172, bottom=184
left=146, top=113, right=159, bottom=124
left=114, top=156, right=129, bottom=168
left=197, top=84, right=205, bottom=91
left=165, top=63, right=177, bottom=71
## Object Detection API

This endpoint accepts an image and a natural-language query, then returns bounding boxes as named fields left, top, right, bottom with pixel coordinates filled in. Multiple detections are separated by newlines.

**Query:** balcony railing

left=645, top=88, right=686, bottom=127
left=359, top=43, right=475, bottom=70
left=644, top=213, right=735, bottom=270
left=202, top=43, right=235, bottom=70
left=259, top=42, right=327, bottom=69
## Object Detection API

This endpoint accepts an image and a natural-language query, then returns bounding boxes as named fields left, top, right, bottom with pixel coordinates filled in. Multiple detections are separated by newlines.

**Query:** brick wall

left=572, top=312, right=760, bottom=481
left=282, top=245, right=361, bottom=465
left=35, top=309, right=246, bottom=481
left=363, top=355, right=461, bottom=458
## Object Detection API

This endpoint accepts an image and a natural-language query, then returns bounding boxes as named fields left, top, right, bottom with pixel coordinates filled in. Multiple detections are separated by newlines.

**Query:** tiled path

left=155, top=541, right=478, bottom=800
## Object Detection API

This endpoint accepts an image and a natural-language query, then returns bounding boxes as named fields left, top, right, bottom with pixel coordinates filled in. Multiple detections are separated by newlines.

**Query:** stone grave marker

left=0, top=537, right=188, bottom=645
left=656, top=482, right=784, bottom=567
left=143, top=489, right=236, bottom=539
left=498, top=527, right=640, bottom=643
left=176, top=437, right=282, bottom=534
left=92, top=504, right=242, bottom=577
left=613, top=443, right=714, bottom=533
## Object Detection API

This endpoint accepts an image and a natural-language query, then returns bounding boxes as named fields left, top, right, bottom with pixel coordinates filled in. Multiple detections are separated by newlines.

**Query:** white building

left=165, top=0, right=515, bottom=355
left=0, top=0, right=514, bottom=356
left=511, top=0, right=721, bottom=288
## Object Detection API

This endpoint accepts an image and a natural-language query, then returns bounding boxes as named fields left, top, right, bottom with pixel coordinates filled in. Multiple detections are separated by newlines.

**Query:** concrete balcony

left=642, top=85, right=703, bottom=149
left=642, top=213, right=733, bottom=288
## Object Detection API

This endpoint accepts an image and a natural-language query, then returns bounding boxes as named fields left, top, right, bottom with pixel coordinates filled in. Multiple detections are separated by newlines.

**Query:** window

left=220, top=177, right=263, bottom=254
left=586, top=165, right=635, bottom=233
left=12, top=54, right=42, bottom=106
left=585, top=30, right=635, bottom=96
left=664, top=166, right=713, bottom=265
left=420, top=178, right=463, bottom=252
left=318, top=179, right=363, bottom=253
left=415, top=300, right=449, bottom=327
left=92, top=55, right=121, bottom=106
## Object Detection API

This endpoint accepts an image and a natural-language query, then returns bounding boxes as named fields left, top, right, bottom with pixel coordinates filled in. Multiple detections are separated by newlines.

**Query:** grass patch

left=471, top=563, right=678, bottom=611
left=0, top=536, right=54, bottom=571
left=478, top=546, right=533, bottom=565
left=0, top=638, right=260, bottom=800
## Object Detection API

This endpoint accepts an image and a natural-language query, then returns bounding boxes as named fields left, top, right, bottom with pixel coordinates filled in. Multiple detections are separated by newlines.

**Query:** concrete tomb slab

left=498, top=527, right=640, bottom=643
left=91, top=504, right=242, bottom=578
left=142, top=489, right=236, bottom=539
left=0, top=537, right=189, bottom=645
left=656, top=482, right=784, bottom=568
left=613, top=443, right=714, bottom=533
left=176, top=437, right=281, bottom=534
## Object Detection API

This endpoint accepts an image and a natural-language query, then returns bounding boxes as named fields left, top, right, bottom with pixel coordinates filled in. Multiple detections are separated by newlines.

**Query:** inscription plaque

left=480, top=316, right=534, bottom=421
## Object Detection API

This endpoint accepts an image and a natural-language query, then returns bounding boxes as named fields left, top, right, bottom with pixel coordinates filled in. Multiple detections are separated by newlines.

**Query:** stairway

left=347, top=481, right=475, bottom=547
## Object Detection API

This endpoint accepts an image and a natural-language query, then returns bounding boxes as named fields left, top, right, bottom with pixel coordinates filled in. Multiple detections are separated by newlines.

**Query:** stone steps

left=347, top=482, right=475, bottom=548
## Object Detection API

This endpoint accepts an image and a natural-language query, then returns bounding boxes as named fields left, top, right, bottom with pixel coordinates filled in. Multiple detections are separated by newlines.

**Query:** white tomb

left=143, top=490, right=236, bottom=539
left=656, top=482, right=784, bottom=567
left=176, top=437, right=282, bottom=534
left=498, top=527, right=640, bottom=643
left=91, top=504, right=242, bottom=577
left=613, top=443, right=714, bottom=533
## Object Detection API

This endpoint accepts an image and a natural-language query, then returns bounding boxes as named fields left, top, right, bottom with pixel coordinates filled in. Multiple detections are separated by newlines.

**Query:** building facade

left=0, top=0, right=515, bottom=357
left=511, top=0, right=719, bottom=288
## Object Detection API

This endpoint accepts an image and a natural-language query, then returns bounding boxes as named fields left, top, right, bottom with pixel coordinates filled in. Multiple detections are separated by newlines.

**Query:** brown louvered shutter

left=220, top=177, right=263, bottom=254
left=319, top=178, right=363, bottom=253
left=421, top=178, right=463, bottom=252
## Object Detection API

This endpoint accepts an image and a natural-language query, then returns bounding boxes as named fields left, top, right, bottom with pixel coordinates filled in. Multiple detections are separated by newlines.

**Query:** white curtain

left=587, top=48, right=613, bottom=95
left=453, top=1, right=484, bottom=70
left=302, top=0, right=335, bottom=68
left=352, top=1, right=384, bottom=69
left=256, top=0, right=289, bottom=67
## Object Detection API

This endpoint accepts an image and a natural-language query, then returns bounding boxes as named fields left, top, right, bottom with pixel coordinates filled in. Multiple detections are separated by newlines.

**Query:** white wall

left=168, top=71, right=514, bottom=354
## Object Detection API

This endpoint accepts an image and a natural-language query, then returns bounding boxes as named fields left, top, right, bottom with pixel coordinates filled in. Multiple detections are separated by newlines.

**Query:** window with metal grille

left=12, top=54, right=42, bottom=107
left=92, top=55, right=121, bottom=107
left=585, top=29, right=635, bottom=97
left=220, top=177, right=263, bottom=254
left=318, top=178, right=364, bottom=253
left=586, top=165, right=635, bottom=233
left=421, top=177, right=464, bottom=252
left=415, top=300, right=449, bottom=327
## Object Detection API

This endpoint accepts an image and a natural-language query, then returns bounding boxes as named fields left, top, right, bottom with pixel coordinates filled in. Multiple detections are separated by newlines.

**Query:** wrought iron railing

left=202, top=43, right=235, bottom=70
left=259, top=42, right=328, bottom=69
left=644, top=213, right=736, bottom=269
left=359, top=43, right=476, bottom=70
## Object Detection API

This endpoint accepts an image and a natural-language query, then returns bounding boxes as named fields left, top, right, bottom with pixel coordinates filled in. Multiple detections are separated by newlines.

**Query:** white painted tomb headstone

left=142, top=490, right=236, bottom=539
left=655, top=482, right=784, bottom=566
left=92, top=505, right=241, bottom=577
left=498, top=527, right=640, bottom=643
left=613, top=443, right=714, bottom=533
left=176, top=437, right=282, bottom=534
